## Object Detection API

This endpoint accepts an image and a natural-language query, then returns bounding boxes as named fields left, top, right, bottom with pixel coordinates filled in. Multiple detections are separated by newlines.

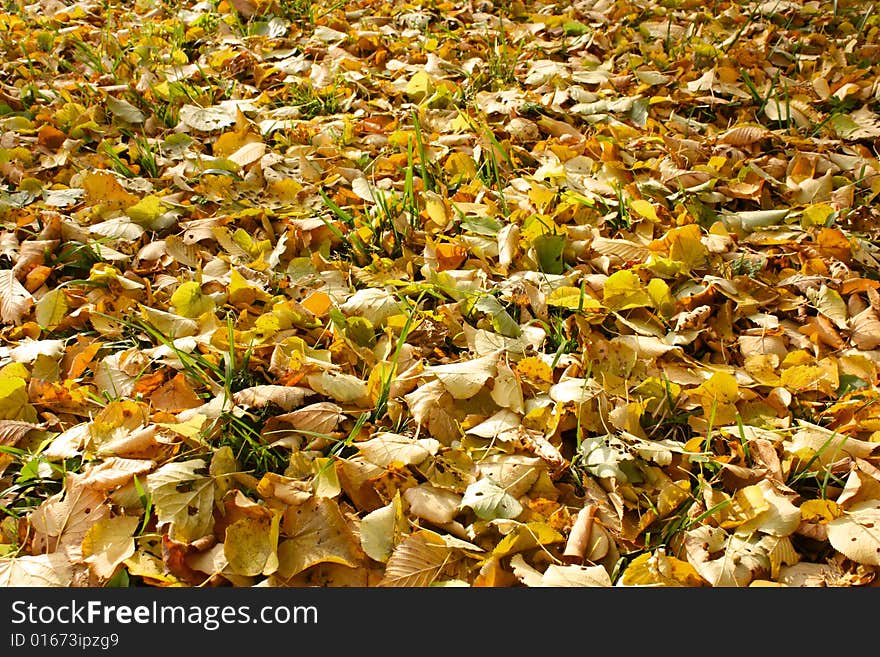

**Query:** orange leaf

left=817, top=227, right=852, bottom=263
left=63, top=341, right=103, bottom=380
left=37, top=125, right=66, bottom=150
left=149, top=373, right=204, bottom=412
left=302, top=291, right=332, bottom=317
left=132, top=371, right=168, bottom=396
left=435, top=243, right=467, bottom=271
left=23, top=265, right=52, bottom=293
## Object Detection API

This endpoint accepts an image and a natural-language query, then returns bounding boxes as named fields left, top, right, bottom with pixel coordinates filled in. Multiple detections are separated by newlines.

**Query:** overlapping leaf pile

left=1, top=0, right=879, bottom=587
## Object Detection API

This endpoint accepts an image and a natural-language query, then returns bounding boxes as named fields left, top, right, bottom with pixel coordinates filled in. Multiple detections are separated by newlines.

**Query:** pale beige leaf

left=540, top=563, right=613, bottom=587
left=684, top=527, right=770, bottom=587
left=477, top=454, right=543, bottom=498
left=490, top=360, right=525, bottom=413
left=44, top=423, right=89, bottom=460
left=717, top=125, right=769, bottom=146
left=785, top=422, right=880, bottom=465
left=75, top=458, right=154, bottom=491
left=403, top=484, right=461, bottom=525
left=403, top=380, right=462, bottom=445
left=426, top=355, right=496, bottom=399
left=232, top=385, right=314, bottom=411
left=378, top=531, right=457, bottom=587
left=460, top=478, right=523, bottom=520
left=360, top=494, right=405, bottom=563
left=31, top=477, right=110, bottom=557
left=0, top=269, right=33, bottom=325
left=275, top=402, right=344, bottom=435
left=590, top=236, right=651, bottom=262
left=735, top=480, right=800, bottom=537
left=81, top=515, right=139, bottom=581
left=0, top=553, right=72, bottom=586
left=612, top=335, right=681, bottom=358
left=178, top=104, right=236, bottom=131
left=338, top=287, right=400, bottom=326
left=509, top=553, right=545, bottom=586
left=357, top=432, right=440, bottom=467
left=849, top=306, right=880, bottom=350
left=465, top=409, right=521, bottom=439
left=826, top=500, right=880, bottom=566
left=305, top=371, right=370, bottom=405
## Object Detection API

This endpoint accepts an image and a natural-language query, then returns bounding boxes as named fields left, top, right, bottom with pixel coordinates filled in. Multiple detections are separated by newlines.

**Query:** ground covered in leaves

left=1, top=0, right=879, bottom=587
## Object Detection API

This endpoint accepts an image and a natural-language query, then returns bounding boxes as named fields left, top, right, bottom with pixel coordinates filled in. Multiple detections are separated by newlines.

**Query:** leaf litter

left=0, top=0, right=880, bottom=587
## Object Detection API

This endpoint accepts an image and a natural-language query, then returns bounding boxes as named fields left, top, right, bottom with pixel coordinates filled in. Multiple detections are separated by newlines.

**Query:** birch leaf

left=277, top=497, right=364, bottom=578
left=81, top=515, right=140, bottom=581
left=224, top=509, right=281, bottom=577
left=0, top=553, right=73, bottom=587
left=806, top=285, right=848, bottom=330
left=460, top=478, right=523, bottom=521
left=357, top=432, right=440, bottom=467
left=0, top=270, right=32, bottom=324
left=826, top=500, right=880, bottom=566
left=378, top=530, right=456, bottom=587
left=146, top=459, right=216, bottom=543
left=360, top=493, right=406, bottom=562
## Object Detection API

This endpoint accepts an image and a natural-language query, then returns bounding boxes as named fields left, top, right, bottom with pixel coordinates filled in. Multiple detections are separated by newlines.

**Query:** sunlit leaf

left=146, top=459, right=215, bottom=543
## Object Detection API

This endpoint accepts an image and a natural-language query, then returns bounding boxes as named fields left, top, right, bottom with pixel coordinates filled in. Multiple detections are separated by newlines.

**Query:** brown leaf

left=0, top=420, right=45, bottom=447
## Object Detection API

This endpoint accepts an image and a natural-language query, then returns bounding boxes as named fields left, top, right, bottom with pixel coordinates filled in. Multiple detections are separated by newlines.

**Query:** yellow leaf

left=528, top=184, right=557, bottom=212
left=170, top=281, right=215, bottom=318
left=367, top=362, right=395, bottom=405
left=312, top=458, right=341, bottom=498
left=82, top=171, right=138, bottom=212
left=0, top=376, right=36, bottom=422
left=603, top=269, right=653, bottom=311
left=653, top=224, right=707, bottom=270
left=82, top=516, right=139, bottom=581
left=126, top=195, right=163, bottom=228
left=493, top=522, right=564, bottom=558
left=443, top=152, right=477, bottom=183
left=212, top=129, right=261, bottom=159
left=744, top=354, right=781, bottom=386
left=516, top=356, right=554, bottom=387
left=156, top=414, right=207, bottom=439
left=546, top=285, right=603, bottom=312
left=224, top=509, right=281, bottom=577
left=228, top=268, right=271, bottom=307
left=727, top=484, right=770, bottom=526
left=658, top=479, right=691, bottom=517
left=646, top=278, right=675, bottom=317
left=802, top=203, right=835, bottom=227
left=694, top=371, right=739, bottom=404
left=780, top=365, right=829, bottom=393
left=800, top=499, right=841, bottom=523
left=301, top=291, right=331, bottom=317
left=620, top=551, right=706, bottom=586
left=630, top=199, right=659, bottom=221
left=424, top=192, right=450, bottom=229
left=35, top=288, right=68, bottom=330
left=146, top=459, right=216, bottom=543
left=405, top=70, right=434, bottom=102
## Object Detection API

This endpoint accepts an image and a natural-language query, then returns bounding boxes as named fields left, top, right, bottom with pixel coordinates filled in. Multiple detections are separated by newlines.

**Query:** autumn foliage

left=1, top=0, right=880, bottom=587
